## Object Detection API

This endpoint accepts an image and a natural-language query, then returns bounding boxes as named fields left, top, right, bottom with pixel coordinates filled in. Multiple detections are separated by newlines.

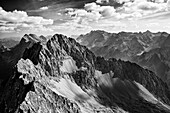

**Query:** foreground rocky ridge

left=0, top=33, right=170, bottom=113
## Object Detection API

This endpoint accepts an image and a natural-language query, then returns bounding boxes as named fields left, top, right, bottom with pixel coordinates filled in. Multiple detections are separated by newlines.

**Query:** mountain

left=0, top=38, right=19, bottom=48
left=0, top=34, right=47, bottom=85
left=77, top=30, right=169, bottom=60
left=77, top=30, right=170, bottom=87
left=132, top=47, right=170, bottom=87
left=0, top=33, right=170, bottom=113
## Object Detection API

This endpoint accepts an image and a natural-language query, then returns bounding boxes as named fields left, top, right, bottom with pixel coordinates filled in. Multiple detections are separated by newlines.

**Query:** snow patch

left=23, top=35, right=30, bottom=42
left=94, top=70, right=103, bottom=79
left=60, top=57, right=78, bottom=73
left=135, top=82, right=158, bottom=104
left=48, top=78, right=107, bottom=113
left=49, top=78, right=89, bottom=100
left=137, top=51, right=144, bottom=56
left=95, top=70, right=114, bottom=87
left=80, top=67, right=88, bottom=71
left=135, top=81, right=170, bottom=110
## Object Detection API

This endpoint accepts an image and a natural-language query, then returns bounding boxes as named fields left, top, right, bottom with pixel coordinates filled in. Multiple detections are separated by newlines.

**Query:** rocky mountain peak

left=22, top=34, right=47, bottom=43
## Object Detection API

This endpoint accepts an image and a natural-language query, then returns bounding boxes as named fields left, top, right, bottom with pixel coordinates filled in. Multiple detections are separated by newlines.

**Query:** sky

left=0, top=0, right=170, bottom=39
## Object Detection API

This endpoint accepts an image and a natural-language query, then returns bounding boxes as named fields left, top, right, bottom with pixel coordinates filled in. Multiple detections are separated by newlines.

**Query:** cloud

left=0, top=7, right=53, bottom=32
left=119, top=0, right=168, bottom=19
left=66, top=0, right=169, bottom=23
left=155, top=0, right=165, bottom=3
left=40, top=6, right=49, bottom=10
left=84, top=2, right=116, bottom=17
left=61, top=0, right=170, bottom=35
left=168, top=0, right=170, bottom=10
left=96, top=0, right=109, bottom=4
left=0, top=26, right=15, bottom=32
left=66, top=2, right=117, bottom=22
left=96, top=0, right=131, bottom=4
left=136, top=1, right=166, bottom=11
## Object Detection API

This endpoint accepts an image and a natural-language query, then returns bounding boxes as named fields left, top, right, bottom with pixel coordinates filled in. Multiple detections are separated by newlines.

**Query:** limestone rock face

left=0, top=33, right=170, bottom=113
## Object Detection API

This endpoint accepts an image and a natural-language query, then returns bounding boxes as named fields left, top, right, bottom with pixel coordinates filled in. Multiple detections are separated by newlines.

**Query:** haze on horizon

left=0, top=0, right=170, bottom=39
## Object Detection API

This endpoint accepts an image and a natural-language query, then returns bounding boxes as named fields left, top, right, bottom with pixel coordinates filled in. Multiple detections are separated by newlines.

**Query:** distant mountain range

left=0, top=38, right=19, bottom=48
left=77, top=30, right=170, bottom=87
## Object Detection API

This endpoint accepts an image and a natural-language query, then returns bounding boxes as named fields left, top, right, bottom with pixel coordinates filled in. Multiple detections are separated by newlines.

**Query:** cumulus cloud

left=66, top=0, right=169, bottom=23
left=120, top=0, right=168, bottom=18
left=167, top=0, right=170, bottom=10
left=0, top=26, right=15, bottom=32
left=155, top=0, right=165, bottom=3
left=63, top=0, right=170, bottom=34
left=66, top=2, right=117, bottom=22
left=96, top=0, right=109, bottom=4
left=0, top=7, right=53, bottom=32
left=96, top=0, right=131, bottom=4
left=40, top=6, right=48, bottom=10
